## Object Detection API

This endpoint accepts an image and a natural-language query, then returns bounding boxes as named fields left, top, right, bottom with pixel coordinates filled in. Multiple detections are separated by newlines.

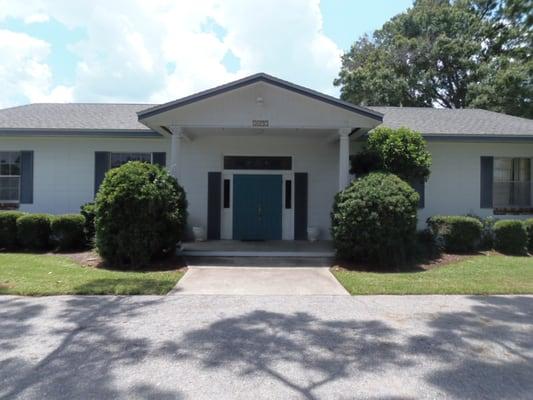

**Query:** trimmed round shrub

left=51, top=214, right=86, bottom=251
left=493, top=220, right=528, bottom=255
left=16, top=214, right=52, bottom=250
left=95, top=161, right=187, bottom=268
left=331, top=172, right=419, bottom=267
left=80, top=202, right=96, bottom=246
left=524, top=218, right=533, bottom=253
left=0, top=211, right=25, bottom=249
left=427, top=216, right=482, bottom=253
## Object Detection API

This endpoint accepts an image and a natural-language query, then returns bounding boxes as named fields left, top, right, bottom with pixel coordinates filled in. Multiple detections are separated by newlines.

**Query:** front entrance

left=233, top=174, right=282, bottom=240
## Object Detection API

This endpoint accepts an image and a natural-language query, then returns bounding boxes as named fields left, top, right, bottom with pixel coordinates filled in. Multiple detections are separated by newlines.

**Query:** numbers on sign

left=252, top=120, right=269, bottom=128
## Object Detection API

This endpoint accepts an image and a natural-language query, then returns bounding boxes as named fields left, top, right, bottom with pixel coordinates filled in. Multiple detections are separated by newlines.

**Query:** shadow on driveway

left=0, top=295, right=532, bottom=399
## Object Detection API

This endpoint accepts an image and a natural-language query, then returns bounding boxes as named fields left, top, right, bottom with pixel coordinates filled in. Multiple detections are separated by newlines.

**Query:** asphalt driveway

left=1, top=294, right=532, bottom=400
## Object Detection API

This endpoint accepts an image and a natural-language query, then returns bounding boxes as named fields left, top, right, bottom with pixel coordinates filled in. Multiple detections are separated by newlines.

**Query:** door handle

left=257, top=205, right=262, bottom=218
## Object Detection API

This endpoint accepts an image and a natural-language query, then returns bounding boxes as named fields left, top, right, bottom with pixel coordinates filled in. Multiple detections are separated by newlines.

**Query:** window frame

left=109, top=152, right=152, bottom=169
left=0, top=151, right=21, bottom=203
left=493, top=157, right=532, bottom=208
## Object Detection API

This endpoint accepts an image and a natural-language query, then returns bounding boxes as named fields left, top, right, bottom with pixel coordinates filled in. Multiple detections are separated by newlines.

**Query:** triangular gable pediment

left=138, top=73, right=382, bottom=130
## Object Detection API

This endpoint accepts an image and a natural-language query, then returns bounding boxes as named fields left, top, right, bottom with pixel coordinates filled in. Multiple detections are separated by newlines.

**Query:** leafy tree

left=335, top=0, right=532, bottom=118
left=350, top=127, right=432, bottom=181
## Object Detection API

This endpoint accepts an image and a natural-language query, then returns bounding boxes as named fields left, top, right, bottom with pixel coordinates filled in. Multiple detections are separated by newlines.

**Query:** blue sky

left=0, top=0, right=413, bottom=107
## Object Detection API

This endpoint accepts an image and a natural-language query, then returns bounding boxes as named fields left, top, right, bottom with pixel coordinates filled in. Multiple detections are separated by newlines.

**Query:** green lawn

left=333, top=254, right=533, bottom=295
left=0, top=253, right=184, bottom=296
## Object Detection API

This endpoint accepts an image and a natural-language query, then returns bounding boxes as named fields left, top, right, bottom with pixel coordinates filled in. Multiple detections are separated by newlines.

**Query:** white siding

left=0, top=136, right=169, bottom=214
left=1, top=135, right=532, bottom=238
left=420, top=141, right=533, bottom=225
left=351, top=140, right=533, bottom=228
left=0, top=134, right=340, bottom=240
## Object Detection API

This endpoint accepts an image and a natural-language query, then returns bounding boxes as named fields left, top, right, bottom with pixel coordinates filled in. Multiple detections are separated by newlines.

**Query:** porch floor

left=180, top=240, right=334, bottom=258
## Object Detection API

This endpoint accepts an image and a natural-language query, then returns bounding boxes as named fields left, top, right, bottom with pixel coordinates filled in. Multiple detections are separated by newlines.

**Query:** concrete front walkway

left=1, top=295, right=532, bottom=399
left=174, top=267, right=349, bottom=295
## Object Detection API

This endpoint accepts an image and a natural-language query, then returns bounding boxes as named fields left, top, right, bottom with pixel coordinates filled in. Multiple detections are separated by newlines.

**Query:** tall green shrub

left=493, top=220, right=528, bottom=255
left=0, top=211, right=25, bottom=249
left=16, top=214, right=52, bottom=250
left=51, top=214, right=86, bottom=251
left=331, top=172, right=419, bottom=267
left=95, top=162, right=187, bottom=268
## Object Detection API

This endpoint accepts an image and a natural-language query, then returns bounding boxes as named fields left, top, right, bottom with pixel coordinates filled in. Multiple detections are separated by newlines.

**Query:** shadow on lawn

left=72, top=278, right=178, bottom=295
left=1, top=295, right=532, bottom=399
left=335, top=251, right=486, bottom=273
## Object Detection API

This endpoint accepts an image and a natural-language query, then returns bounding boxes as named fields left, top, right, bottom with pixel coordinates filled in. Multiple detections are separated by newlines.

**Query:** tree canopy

left=334, top=0, right=532, bottom=118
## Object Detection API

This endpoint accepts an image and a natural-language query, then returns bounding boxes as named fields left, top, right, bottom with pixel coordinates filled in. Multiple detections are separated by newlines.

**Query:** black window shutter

left=480, top=156, right=494, bottom=208
left=410, top=178, right=425, bottom=209
left=20, top=151, right=34, bottom=204
left=94, top=152, right=110, bottom=197
left=207, top=172, right=222, bottom=240
left=152, top=152, right=166, bottom=167
left=294, top=173, right=308, bottom=240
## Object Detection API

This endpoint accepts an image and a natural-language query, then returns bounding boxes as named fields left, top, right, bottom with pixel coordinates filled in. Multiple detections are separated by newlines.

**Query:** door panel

left=233, top=174, right=282, bottom=240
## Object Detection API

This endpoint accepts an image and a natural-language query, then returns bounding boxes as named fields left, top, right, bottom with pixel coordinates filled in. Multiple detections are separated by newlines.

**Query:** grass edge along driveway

left=333, top=254, right=533, bottom=295
left=0, top=253, right=184, bottom=296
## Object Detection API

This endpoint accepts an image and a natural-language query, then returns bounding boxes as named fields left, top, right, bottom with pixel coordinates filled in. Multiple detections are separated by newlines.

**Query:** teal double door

left=233, top=174, right=282, bottom=240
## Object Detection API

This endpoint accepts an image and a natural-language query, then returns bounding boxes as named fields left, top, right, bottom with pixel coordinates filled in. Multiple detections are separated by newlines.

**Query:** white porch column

left=169, top=126, right=184, bottom=181
left=338, top=128, right=351, bottom=191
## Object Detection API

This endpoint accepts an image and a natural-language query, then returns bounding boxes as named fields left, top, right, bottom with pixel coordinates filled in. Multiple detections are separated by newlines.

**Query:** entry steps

left=184, top=256, right=334, bottom=268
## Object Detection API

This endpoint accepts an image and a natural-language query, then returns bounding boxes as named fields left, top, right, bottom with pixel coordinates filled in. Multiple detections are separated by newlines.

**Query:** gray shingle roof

left=369, top=106, right=533, bottom=136
left=0, top=103, right=531, bottom=138
left=0, top=103, right=155, bottom=131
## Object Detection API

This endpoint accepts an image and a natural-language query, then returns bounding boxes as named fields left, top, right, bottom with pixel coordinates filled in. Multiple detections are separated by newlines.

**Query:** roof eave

left=357, top=132, right=533, bottom=142
left=0, top=128, right=162, bottom=138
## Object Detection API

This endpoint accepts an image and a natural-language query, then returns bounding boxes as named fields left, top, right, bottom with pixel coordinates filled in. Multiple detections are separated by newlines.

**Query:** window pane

left=494, top=158, right=512, bottom=181
left=0, top=177, right=20, bottom=201
left=285, top=180, right=292, bottom=209
left=0, top=151, right=21, bottom=176
left=10, top=153, right=20, bottom=175
left=493, top=157, right=532, bottom=207
left=223, top=179, right=230, bottom=208
left=110, top=153, right=151, bottom=168
left=516, top=158, right=530, bottom=181
left=0, top=152, right=10, bottom=175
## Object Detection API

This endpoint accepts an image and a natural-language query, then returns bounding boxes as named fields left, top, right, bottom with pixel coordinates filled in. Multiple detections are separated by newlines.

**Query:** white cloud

left=0, top=29, right=73, bottom=108
left=0, top=0, right=342, bottom=106
left=24, top=13, right=49, bottom=24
